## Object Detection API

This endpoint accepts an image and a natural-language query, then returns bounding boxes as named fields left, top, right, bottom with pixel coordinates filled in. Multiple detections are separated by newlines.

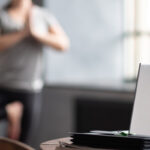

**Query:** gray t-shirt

left=0, top=6, right=58, bottom=92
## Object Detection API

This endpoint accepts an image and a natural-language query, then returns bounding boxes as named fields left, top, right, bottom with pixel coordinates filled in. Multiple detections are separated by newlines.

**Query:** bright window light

left=124, top=0, right=150, bottom=81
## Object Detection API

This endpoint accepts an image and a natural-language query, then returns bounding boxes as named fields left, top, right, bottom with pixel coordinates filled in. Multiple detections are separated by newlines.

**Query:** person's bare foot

left=6, top=101, right=23, bottom=140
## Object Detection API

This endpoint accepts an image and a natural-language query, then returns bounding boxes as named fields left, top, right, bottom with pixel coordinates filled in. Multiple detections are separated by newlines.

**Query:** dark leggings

left=0, top=88, right=41, bottom=143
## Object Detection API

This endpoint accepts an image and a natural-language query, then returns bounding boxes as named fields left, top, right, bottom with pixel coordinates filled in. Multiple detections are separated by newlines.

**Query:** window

left=124, top=0, right=150, bottom=81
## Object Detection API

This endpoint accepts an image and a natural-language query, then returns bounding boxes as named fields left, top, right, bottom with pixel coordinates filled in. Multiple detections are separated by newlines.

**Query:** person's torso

left=0, top=7, right=44, bottom=92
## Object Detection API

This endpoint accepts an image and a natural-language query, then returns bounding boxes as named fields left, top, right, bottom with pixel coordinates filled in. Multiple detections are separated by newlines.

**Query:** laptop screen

left=130, top=64, right=150, bottom=136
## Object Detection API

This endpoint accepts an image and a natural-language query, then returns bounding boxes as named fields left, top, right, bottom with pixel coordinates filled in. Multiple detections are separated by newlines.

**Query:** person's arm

left=31, top=24, right=70, bottom=51
left=0, top=29, right=29, bottom=51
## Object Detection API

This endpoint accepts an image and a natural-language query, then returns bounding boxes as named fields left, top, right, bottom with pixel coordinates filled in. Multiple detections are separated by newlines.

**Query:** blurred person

left=0, top=0, right=69, bottom=143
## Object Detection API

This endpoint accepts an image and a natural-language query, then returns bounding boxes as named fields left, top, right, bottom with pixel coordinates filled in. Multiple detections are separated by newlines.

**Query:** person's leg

left=0, top=90, right=9, bottom=120
left=19, top=92, right=42, bottom=143
left=0, top=88, right=24, bottom=140
left=0, top=88, right=42, bottom=143
left=0, top=89, right=23, bottom=139
left=6, top=101, right=23, bottom=140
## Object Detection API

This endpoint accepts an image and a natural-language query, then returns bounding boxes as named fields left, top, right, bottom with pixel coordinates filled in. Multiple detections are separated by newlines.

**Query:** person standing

left=0, top=0, right=69, bottom=143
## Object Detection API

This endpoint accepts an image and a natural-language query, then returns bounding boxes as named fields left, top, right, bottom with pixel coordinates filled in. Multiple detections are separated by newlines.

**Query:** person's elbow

left=0, top=43, right=7, bottom=51
left=0, top=46, right=3, bottom=51
left=58, top=37, right=70, bottom=51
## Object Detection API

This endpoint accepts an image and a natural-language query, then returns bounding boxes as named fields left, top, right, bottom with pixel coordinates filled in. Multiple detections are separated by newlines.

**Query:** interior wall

left=43, top=0, right=124, bottom=85
left=29, top=85, right=135, bottom=149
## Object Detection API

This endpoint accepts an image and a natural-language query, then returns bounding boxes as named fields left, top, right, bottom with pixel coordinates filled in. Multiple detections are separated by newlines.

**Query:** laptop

left=91, top=64, right=150, bottom=137
left=129, top=63, right=150, bottom=136
left=71, top=65, right=150, bottom=149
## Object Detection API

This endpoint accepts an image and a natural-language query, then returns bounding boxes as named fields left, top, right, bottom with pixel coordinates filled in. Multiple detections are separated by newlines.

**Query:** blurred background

left=1, top=0, right=150, bottom=149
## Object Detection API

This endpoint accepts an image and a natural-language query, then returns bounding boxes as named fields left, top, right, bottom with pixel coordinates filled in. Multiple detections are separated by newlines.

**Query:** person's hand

left=22, top=22, right=30, bottom=37
left=22, top=5, right=33, bottom=37
left=23, top=0, right=33, bottom=14
left=29, top=17, right=42, bottom=39
left=28, top=6, right=47, bottom=39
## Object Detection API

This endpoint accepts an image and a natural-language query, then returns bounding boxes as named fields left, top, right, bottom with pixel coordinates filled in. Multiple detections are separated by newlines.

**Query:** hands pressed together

left=23, top=6, right=70, bottom=51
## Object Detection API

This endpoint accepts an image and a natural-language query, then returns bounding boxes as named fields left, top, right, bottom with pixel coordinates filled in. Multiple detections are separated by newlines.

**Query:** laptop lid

left=130, top=64, right=150, bottom=136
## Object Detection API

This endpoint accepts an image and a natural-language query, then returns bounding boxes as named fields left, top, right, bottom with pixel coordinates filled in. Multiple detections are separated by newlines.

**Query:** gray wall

left=29, top=85, right=135, bottom=149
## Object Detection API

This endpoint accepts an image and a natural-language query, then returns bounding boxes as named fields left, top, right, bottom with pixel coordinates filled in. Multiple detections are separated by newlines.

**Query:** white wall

left=43, top=0, right=124, bottom=86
